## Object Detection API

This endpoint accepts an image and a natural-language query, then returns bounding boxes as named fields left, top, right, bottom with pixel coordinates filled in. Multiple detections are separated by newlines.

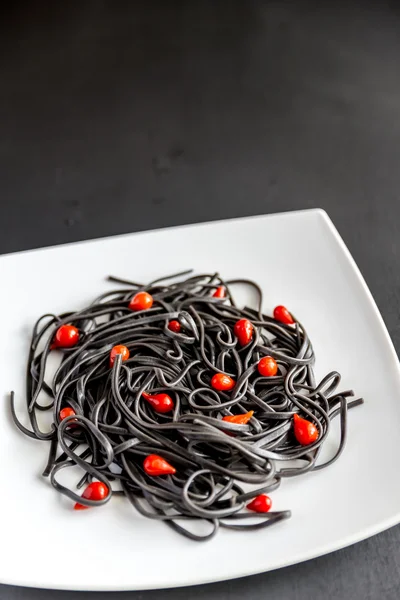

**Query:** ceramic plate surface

left=1, top=209, right=399, bottom=590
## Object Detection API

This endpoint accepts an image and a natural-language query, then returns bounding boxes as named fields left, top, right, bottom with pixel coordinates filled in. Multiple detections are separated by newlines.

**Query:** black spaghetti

left=11, top=270, right=363, bottom=541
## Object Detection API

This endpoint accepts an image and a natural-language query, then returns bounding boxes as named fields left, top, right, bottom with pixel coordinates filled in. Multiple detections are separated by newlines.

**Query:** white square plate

left=1, top=209, right=399, bottom=591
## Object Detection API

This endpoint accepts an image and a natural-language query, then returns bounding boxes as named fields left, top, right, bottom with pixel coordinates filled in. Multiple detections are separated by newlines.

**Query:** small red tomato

left=273, top=305, right=294, bottom=325
left=143, top=454, right=176, bottom=476
left=142, top=391, right=174, bottom=414
left=59, top=407, right=76, bottom=421
left=223, top=410, right=254, bottom=425
left=129, top=291, right=153, bottom=311
left=234, top=319, right=254, bottom=346
left=110, top=344, right=130, bottom=367
left=211, top=373, right=236, bottom=391
left=293, top=413, right=319, bottom=445
left=258, top=356, right=278, bottom=377
left=74, top=481, right=109, bottom=510
left=53, top=324, right=79, bottom=348
left=212, top=286, right=226, bottom=299
left=247, top=494, right=272, bottom=513
left=168, top=320, right=181, bottom=333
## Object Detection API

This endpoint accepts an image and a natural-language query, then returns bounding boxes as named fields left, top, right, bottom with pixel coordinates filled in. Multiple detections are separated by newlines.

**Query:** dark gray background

left=1, top=1, right=400, bottom=598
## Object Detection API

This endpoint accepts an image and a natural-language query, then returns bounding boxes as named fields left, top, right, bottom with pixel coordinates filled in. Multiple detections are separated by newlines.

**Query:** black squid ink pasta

left=10, top=270, right=363, bottom=541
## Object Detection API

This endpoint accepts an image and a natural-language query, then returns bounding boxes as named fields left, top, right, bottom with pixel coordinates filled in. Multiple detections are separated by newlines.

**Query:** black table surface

left=2, top=1, right=400, bottom=598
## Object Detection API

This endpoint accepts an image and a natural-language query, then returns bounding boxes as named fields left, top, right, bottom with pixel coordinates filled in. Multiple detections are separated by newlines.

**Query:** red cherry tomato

left=142, top=391, right=174, bottom=414
left=143, top=454, right=176, bottom=476
left=211, top=373, right=236, bottom=391
left=273, top=305, right=294, bottom=325
left=129, top=291, right=153, bottom=311
left=212, top=286, right=226, bottom=299
left=258, top=356, right=278, bottom=377
left=247, top=494, right=272, bottom=513
left=223, top=410, right=254, bottom=425
left=293, top=413, right=319, bottom=445
left=74, top=481, right=109, bottom=510
left=59, top=407, right=76, bottom=421
left=109, top=344, right=130, bottom=367
left=53, top=325, right=79, bottom=348
left=168, top=320, right=181, bottom=333
left=234, top=319, right=254, bottom=346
